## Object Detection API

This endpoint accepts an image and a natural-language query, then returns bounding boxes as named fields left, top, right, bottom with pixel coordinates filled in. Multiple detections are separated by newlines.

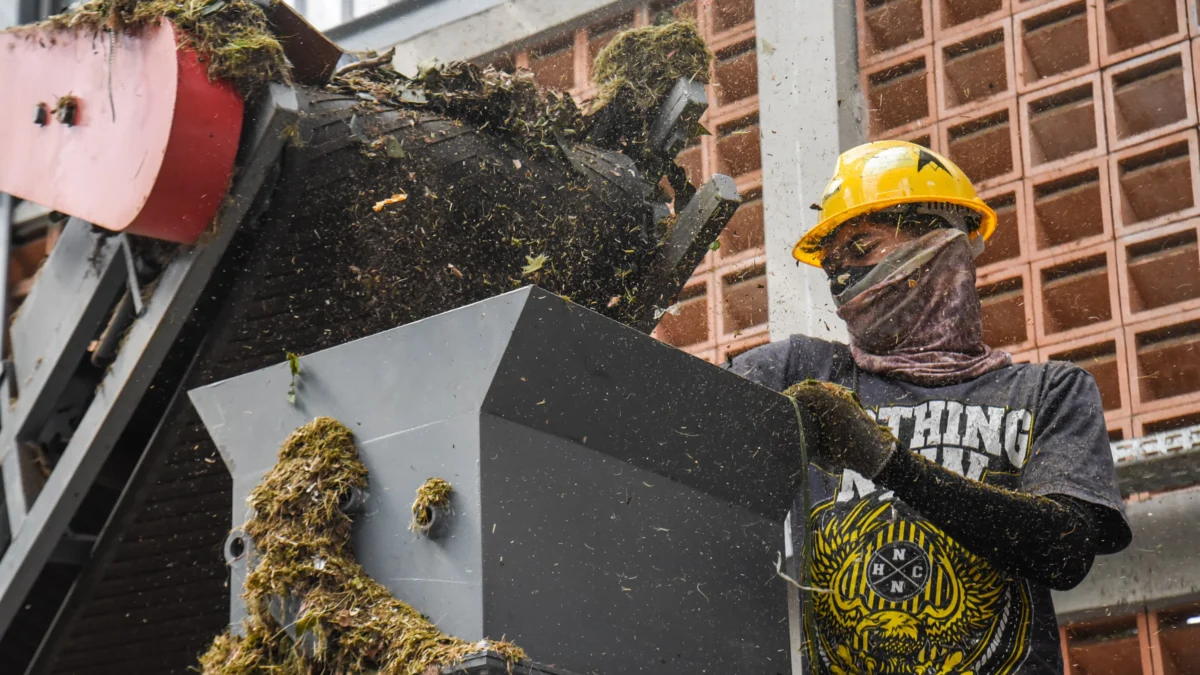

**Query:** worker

left=728, top=141, right=1131, bottom=675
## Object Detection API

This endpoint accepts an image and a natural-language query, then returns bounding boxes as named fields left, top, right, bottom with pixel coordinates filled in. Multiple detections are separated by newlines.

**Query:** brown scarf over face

left=835, top=229, right=1011, bottom=386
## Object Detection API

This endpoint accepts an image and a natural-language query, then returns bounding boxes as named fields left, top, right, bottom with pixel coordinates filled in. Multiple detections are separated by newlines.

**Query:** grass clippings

left=34, top=0, right=289, bottom=95
left=409, top=477, right=452, bottom=533
left=591, top=20, right=712, bottom=114
left=198, top=417, right=525, bottom=674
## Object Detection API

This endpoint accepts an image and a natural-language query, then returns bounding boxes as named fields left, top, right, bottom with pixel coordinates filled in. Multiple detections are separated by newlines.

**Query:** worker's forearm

left=873, top=450, right=1097, bottom=590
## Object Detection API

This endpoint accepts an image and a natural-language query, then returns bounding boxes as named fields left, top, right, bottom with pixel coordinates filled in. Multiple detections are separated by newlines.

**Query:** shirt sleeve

left=724, top=339, right=794, bottom=391
left=724, top=334, right=849, bottom=392
left=1020, top=363, right=1132, bottom=554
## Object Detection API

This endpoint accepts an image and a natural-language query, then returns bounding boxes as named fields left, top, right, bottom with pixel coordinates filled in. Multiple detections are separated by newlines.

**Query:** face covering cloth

left=834, top=228, right=1011, bottom=386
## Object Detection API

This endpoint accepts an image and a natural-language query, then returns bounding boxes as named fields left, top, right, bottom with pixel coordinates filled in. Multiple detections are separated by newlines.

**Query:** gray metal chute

left=190, top=286, right=806, bottom=675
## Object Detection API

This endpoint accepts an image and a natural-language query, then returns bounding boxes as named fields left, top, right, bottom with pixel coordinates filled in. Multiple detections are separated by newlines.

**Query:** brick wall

left=861, top=0, right=1200, bottom=441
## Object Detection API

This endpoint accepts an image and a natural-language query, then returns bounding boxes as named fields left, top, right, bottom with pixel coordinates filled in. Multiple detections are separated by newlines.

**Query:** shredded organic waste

left=31, top=0, right=289, bottom=94
left=410, top=477, right=453, bottom=532
left=198, top=418, right=525, bottom=674
left=331, top=59, right=586, bottom=157
left=590, top=20, right=713, bottom=113
left=240, top=21, right=716, bottom=341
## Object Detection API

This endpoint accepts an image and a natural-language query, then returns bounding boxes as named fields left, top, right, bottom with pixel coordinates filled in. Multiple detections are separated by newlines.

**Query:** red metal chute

left=0, top=20, right=244, bottom=243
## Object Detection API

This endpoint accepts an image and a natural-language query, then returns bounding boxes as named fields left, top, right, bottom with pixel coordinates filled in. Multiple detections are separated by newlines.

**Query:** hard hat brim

left=791, top=195, right=998, bottom=268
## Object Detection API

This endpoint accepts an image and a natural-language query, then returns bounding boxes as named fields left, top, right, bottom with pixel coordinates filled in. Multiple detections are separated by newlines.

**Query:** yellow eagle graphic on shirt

left=804, top=495, right=1032, bottom=675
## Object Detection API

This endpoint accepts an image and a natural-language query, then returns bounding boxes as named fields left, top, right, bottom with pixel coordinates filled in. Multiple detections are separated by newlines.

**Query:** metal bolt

left=33, top=103, right=48, bottom=126
left=55, top=97, right=78, bottom=126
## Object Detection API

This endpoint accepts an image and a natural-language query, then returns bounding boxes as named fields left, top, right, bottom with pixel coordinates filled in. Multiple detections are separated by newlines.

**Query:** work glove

left=783, top=380, right=898, bottom=480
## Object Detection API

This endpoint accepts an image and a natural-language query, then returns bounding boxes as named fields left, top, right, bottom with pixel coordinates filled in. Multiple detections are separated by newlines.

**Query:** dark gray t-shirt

left=729, top=334, right=1131, bottom=675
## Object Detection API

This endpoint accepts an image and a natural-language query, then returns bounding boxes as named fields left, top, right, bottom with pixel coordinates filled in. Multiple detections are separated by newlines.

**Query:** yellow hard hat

left=792, top=140, right=998, bottom=267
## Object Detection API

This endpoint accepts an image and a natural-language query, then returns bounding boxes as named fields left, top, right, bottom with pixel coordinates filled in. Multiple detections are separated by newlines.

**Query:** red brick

left=1098, top=0, right=1188, bottom=66
left=935, top=17, right=1016, bottom=117
left=1015, top=0, right=1099, bottom=93
left=651, top=0, right=697, bottom=23
left=1125, top=307, right=1200, bottom=413
left=1103, top=42, right=1197, bottom=151
left=685, top=346, right=719, bottom=364
left=977, top=180, right=1030, bottom=274
left=715, top=115, right=761, bottom=180
left=708, top=97, right=759, bottom=130
left=717, top=190, right=766, bottom=263
left=1039, top=329, right=1132, bottom=418
left=1032, top=241, right=1121, bottom=344
left=941, top=98, right=1023, bottom=190
left=712, top=39, right=758, bottom=108
left=1192, top=37, right=1200, bottom=115
left=716, top=260, right=769, bottom=341
left=1012, top=0, right=1057, bottom=11
left=1024, top=158, right=1114, bottom=261
left=734, top=169, right=763, bottom=198
left=933, top=0, right=1010, bottom=38
left=858, top=0, right=933, bottom=67
left=708, top=0, right=755, bottom=35
left=716, top=333, right=773, bottom=365
left=977, top=265, right=1037, bottom=352
left=1107, top=416, right=1134, bottom=441
left=1008, top=348, right=1038, bottom=363
left=877, top=126, right=942, bottom=152
left=675, top=142, right=706, bottom=188
left=585, top=14, right=633, bottom=86
left=1110, top=129, right=1200, bottom=234
left=863, top=47, right=938, bottom=138
left=653, top=276, right=713, bottom=349
left=528, top=38, right=575, bottom=91
left=1133, top=400, right=1200, bottom=434
left=1116, top=218, right=1200, bottom=322
left=1019, top=72, right=1107, bottom=176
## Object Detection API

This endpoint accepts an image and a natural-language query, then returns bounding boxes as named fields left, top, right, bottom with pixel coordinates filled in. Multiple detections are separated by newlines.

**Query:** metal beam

left=1112, top=424, right=1200, bottom=495
left=0, top=83, right=298, bottom=637
left=1054, top=483, right=1200, bottom=620
left=0, top=220, right=126, bottom=535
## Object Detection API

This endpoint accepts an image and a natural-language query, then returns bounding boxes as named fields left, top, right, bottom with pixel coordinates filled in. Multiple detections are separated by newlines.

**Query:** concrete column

left=754, top=0, right=864, bottom=344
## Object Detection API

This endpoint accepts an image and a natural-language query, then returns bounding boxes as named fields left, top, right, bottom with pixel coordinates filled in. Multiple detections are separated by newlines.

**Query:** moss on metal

left=38, top=0, right=289, bottom=94
left=198, top=417, right=525, bottom=674
left=410, top=477, right=453, bottom=532
left=590, top=21, right=712, bottom=113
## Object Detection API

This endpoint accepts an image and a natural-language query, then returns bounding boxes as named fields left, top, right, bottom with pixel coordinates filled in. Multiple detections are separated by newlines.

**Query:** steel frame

left=0, top=83, right=299, bottom=637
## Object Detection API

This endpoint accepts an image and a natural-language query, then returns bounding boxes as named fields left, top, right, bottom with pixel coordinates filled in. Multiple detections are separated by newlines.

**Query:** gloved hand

left=783, top=380, right=899, bottom=479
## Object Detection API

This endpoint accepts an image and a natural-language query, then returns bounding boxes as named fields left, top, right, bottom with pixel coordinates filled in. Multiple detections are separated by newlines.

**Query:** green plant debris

left=285, top=351, right=300, bottom=404
left=409, top=477, right=452, bottom=533
left=590, top=21, right=712, bottom=114
left=198, top=418, right=525, bottom=674
left=33, top=0, right=289, bottom=95
left=332, top=60, right=584, bottom=158
left=521, top=253, right=548, bottom=276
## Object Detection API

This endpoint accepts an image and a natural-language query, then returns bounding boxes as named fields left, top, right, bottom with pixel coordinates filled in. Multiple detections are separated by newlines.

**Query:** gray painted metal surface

left=1054, top=484, right=1200, bottom=620
left=191, top=286, right=804, bottom=674
left=2, top=219, right=126, bottom=535
left=447, top=652, right=578, bottom=675
left=0, top=83, right=299, bottom=637
left=327, top=0, right=502, bottom=52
